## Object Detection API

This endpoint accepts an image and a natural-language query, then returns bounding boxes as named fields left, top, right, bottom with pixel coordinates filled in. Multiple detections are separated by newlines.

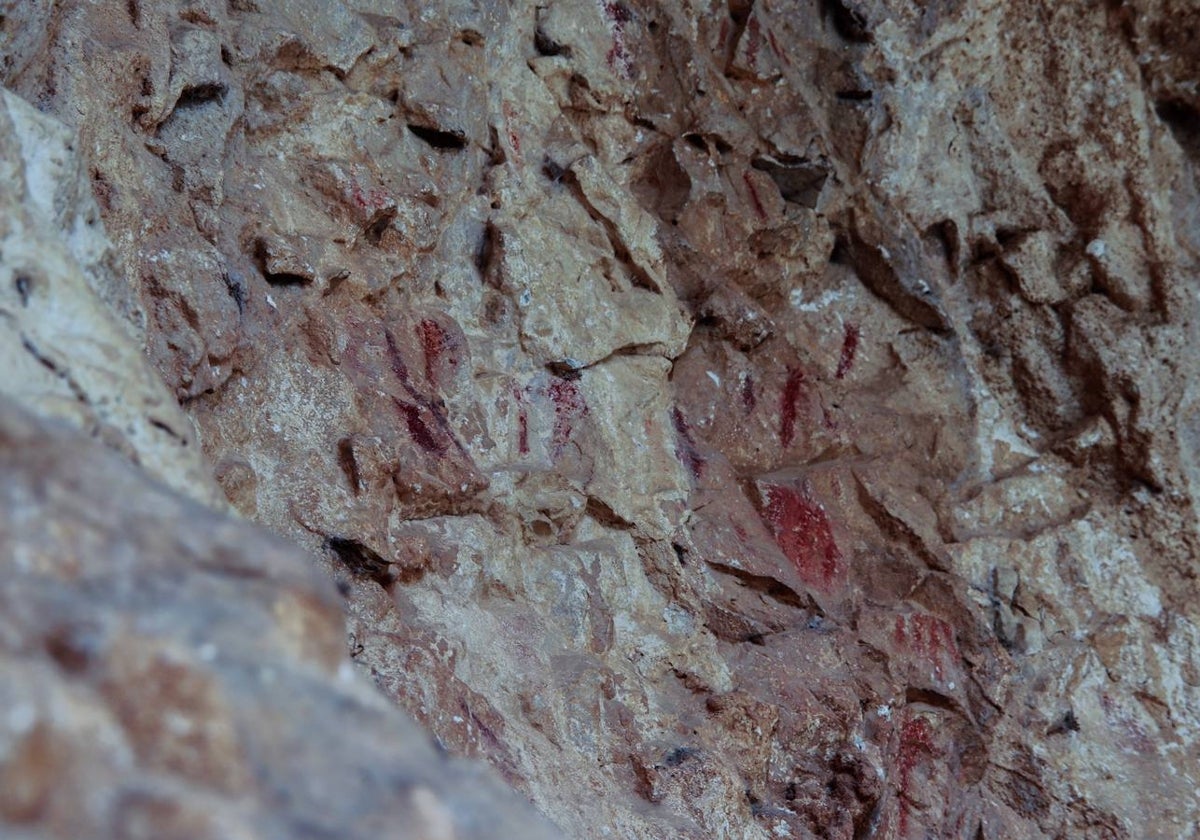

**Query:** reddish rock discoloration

left=836, top=322, right=860, bottom=380
left=671, top=407, right=706, bottom=479
left=548, top=377, right=588, bottom=454
left=893, top=613, right=960, bottom=684
left=780, top=367, right=807, bottom=448
left=759, top=483, right=845, bottom=593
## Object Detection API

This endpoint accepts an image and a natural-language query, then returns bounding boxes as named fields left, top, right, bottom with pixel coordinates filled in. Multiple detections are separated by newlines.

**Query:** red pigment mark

left=894, top=614, right=959, bottom=682
left=670, top=407, right=705, bottom=479
left=393, top=398, right=446, bottom=456
left=548, top=377, right=588, bottom=453
left=513, top=385, right=530, bottom=455
left=897, top=715, right=940, bottom=836
left=417, top=318, right=451, bottom=388
left=740, top=374, right=757, bottom=412
left=501, top=101, right=522, bottom=163
left=836, top=322, right=860, bottom=379
left=348, top=179, right=390, bottom=211
left=766, top=28, right=791, bottom=66
left=602, top=1, right=633, bottom=77
left=518, top=412, right=529, bottom=455
left=718, top=17, right=730, bottom=49
left=779, top=367, right=806, bottom=448
left=760, top=485, right=844, bottom=592
left=742, top=171, right=767, bottom=219
left=744, top=17, right=761, bottom=67
left=1099, top=693, right=1154, bottom=753
left=383, top=328, right=411, bottom=385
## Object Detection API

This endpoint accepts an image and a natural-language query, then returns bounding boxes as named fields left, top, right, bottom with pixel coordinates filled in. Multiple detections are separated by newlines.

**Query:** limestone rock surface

left=3, top=0, right=1200, bottom=838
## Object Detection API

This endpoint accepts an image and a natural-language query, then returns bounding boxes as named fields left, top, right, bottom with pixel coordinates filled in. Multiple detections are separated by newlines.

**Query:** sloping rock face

left=3, top=0, right=1200, bottom=838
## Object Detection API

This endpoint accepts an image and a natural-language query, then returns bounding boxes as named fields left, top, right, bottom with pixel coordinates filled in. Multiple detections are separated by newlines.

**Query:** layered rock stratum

left=2, top=1, right=1199, bottom=837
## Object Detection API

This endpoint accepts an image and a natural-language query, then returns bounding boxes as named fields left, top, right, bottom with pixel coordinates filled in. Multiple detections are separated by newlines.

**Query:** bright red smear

left=393, top=399, right=445, bottom=456
left=897, top=715, right=939, bottom=836
left=836, top=322, right=860, bottom=380
left=548, top=377, right=588, bottom=453
left=603, top=2, right=632, bottom=77
left=760, top=485, right=844, bottom=592
left=671, top=407, right=705, bottom=479
left=767, top=28, right=791, bottom=66
left=742, top=170, right=767, bottom=219
left=779, top=367, right=805, bottom=448
left=740, top=374, right=757, bottom=412
left=745, top=17, right=761, bottom=67
left=417, top=318, right=451, bottom=387
left=894, top=614, right=959, bottom=682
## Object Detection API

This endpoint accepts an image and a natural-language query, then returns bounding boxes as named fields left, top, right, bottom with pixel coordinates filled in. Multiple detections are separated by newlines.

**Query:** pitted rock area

left=2, top=1, right=1199, bottom=838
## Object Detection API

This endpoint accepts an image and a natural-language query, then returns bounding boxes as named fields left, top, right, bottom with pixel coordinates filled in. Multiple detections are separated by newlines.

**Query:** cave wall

left=2, top=0, right=1199, bottom=837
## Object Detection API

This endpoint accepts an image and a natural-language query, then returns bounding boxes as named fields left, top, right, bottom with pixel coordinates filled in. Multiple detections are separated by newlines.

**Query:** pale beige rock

left=0, top=396, right=560, bottom=840
left=0, top=90, right=221, bottom=507
left=4, top=0, right=1200, bottom=837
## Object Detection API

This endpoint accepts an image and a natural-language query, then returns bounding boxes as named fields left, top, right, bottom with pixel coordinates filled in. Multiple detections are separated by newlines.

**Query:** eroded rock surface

left=3, top=0, right=1200, bottom=838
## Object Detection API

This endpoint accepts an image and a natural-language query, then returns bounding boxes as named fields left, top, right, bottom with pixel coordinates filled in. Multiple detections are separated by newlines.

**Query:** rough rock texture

left=3, top=0, right=1200, bottom=838
left=0, top=398, right=559, bottom=840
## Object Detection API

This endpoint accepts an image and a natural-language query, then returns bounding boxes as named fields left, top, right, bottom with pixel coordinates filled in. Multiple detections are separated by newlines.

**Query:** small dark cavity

left=727, top=0, right=752, bottom=26
left=336, top=437, right=361, bottom=495
left=534, top=25, right=569, bottom=56
left=1047, top=709, right=1080, bottom=735
left=262, top=270, right=309, bottom=286
left=683, top=132, right=708, bottom=152
left=829, top=235, right=851, bottom=264
left=364, top=207, right=397, bottom=245
left=326, top=536, right=393, bottom=585
left=475, top=221, right=500, bottom=281
left=751, top=155, right=829, bottom=208
left=542, top=156, right=567, bottom=183
left=175, top=82, right=227, bottom=109
left=486, top=125, right=507, bottom=166
left=824, top=0, right=872, bottom=42
left=545, top=359, right=583, bottom=379
left=45, top=622, right=103, bottom=674
left=14, top=273, right=32, bottom=306
left=220, top=45, right=231, bottom=66
left=662, top=746, right=700, bottom=768
left=1155, top=99, right=1200, bottom=158
left=222, top=271, right=245, bottom=314
left=671, top=542, right=687, bottom=565
left=835, top=88, right=873, bottom=101
left=407, top=123, right=468, bottom=150
left=126, top=0, right=141, bottom=28
left=148, top=418, right=186, bottom=444
left=253, top=240, right=311, bottom=286
left=459, top=29, right=483, bottom=46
